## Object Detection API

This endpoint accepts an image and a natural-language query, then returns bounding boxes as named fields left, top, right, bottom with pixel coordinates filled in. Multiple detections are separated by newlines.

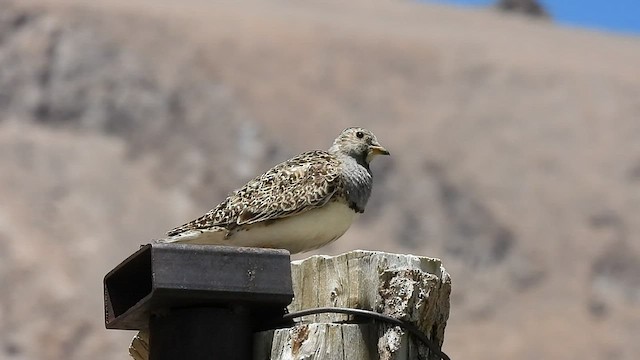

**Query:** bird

left=156, top=127, right=389, bottom=254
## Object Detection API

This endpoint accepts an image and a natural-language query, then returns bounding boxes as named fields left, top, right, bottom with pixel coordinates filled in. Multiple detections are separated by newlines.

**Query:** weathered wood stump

left=254, top=250, right=451, bottom=360
left=125, top=250, right=451, bottom=360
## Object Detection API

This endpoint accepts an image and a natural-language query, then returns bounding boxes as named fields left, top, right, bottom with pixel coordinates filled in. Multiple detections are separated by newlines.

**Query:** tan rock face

left=1, top=0, right=640, bottom=359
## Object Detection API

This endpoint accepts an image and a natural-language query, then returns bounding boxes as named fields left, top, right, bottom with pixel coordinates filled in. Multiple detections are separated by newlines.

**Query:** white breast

left=231, top=201, right=357, bottom=253
left=162, top=201, right=357, bottom=254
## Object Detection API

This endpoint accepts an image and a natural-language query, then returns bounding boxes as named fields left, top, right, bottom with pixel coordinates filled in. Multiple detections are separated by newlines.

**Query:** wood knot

left=291, top=324, right=310, bottom=355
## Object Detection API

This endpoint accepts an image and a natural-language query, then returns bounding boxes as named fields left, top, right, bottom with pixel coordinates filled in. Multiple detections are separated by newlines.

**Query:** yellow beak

left=369, top=144, right=390, bottom=156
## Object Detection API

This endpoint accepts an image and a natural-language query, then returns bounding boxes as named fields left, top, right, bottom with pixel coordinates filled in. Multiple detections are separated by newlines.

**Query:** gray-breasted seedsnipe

left=157, top=127, right=389, bottom=254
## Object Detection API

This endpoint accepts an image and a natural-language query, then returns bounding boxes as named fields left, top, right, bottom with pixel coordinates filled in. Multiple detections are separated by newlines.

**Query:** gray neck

left=339, top=155, right=373, bottom=213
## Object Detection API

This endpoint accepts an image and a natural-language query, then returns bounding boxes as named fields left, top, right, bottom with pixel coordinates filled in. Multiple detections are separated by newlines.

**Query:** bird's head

left=329, top=127, right=390, bottom=164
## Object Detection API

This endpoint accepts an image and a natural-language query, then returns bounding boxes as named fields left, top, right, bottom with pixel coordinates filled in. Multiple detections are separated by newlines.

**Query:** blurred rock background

left=0, top=0, right=639, bottom=359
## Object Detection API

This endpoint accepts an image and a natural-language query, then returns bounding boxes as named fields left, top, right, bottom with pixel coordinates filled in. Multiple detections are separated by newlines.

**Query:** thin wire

left=282, top=307, right=451, bottom=360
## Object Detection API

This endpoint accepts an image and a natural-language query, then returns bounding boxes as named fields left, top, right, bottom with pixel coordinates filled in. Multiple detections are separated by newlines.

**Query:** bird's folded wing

left=167, top=151, right=342, bottom=236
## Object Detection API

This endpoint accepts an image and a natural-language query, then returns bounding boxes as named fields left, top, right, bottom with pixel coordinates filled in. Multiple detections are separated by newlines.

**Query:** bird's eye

left=356, top=131, right=364, bottom=139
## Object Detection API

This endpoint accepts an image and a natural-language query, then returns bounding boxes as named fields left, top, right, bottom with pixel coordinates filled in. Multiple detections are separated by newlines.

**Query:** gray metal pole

left=149, top=306, right=251, bottom=360
left=104, top=244, right=293, bottom=360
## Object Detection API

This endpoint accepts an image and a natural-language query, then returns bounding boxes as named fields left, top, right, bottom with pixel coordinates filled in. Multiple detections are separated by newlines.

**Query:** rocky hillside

left=1, top=1, right=639, bottom=359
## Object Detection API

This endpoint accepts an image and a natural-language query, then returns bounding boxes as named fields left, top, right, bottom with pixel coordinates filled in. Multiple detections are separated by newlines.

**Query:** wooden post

left=254, top=250, right=451, bottom=360
left=120, top=249, right=451, bottom=360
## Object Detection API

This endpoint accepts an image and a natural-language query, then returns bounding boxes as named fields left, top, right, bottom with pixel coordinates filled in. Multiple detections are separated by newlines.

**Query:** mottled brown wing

left=167, top=150, right=342, bottom=236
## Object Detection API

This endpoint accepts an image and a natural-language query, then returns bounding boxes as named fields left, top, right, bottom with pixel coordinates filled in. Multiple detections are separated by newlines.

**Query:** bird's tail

left=153, top=228, right=228, bottom=245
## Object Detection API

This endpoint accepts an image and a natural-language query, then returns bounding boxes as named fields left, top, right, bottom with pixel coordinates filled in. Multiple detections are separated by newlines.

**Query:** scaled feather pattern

left=167, top=150, right=342, bottom=235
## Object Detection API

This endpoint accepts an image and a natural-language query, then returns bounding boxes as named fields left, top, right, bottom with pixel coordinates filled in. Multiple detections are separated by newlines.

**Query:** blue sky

left=425, top=0, right=640, bottom=35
